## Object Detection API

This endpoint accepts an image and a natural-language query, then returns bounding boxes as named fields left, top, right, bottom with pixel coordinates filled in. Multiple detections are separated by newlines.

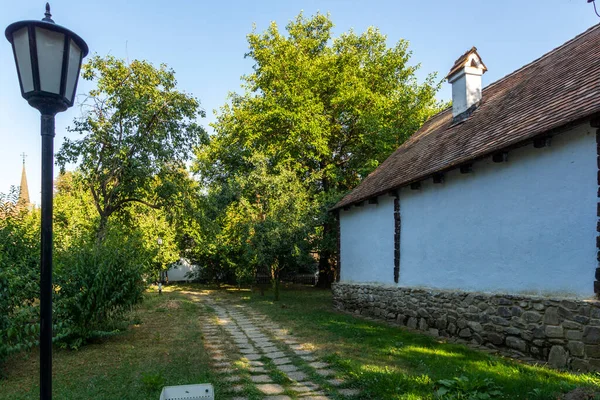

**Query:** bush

left=53, top=224, right=148, bottom=349
left=0, top=190, right=40, bottom=366
left=0, top=199, right=150, bottom=367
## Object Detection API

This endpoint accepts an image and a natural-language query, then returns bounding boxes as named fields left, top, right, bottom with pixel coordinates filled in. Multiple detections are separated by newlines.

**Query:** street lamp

left=157, top=237, right=163, bottom=293
left=5, top=4, right=88, bottom=399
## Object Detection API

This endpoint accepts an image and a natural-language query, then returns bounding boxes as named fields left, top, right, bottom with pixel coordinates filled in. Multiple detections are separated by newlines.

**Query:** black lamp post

left=5, top=4, right=88, bottom=399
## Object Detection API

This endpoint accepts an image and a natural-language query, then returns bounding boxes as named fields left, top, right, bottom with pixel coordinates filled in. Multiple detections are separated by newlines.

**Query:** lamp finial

left=43, top=3, right=55, bottom=23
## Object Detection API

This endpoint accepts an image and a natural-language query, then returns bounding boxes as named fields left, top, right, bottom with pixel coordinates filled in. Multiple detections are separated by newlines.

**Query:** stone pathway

left=189, top=290, right=362, bottom=399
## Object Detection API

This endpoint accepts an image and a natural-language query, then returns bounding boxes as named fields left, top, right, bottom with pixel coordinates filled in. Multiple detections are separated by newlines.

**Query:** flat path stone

left=240, top=348, right=257, bottom=354
left=277, top=364, right=298, bottom=373
left=286, top=371, right=308, bottom=381
left=249, top=366, right=267, bottom=373
left=243, top=353, right=261, bottom=361
left=213, top=361, right=230, bottom=368
left=250, top=374, right=272, bottom=383
left=231, top=385, right=244, bottom=393
left=315, top=369, right=336, bottom=377
left=264, top=396, right=292, bottom=400
left=338, top=388, right=361, bottom=396
left=265, top=351, right=286, bottom=359
left=224, top=375, right=242, bottom=383
left=291, top=383, right=314, bottom=393
left=254, top=339, right=274, bottom=346
left=256, top=383, right=285, bottom=395
left=309, top=362, right=329, bottom=369
left=272, top=357, right=292, bottom=365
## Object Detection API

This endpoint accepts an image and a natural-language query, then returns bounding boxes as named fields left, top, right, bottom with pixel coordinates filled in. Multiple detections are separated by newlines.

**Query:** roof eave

left=330, top=112, right=600, bottom=212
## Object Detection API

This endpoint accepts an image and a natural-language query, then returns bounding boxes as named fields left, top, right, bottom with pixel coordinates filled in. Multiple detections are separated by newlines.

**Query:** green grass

left=218, top=284, right=600, bottom=400
left=1, top=284, right=599, bottom=399
left=0, top=287, right=224, bottom=400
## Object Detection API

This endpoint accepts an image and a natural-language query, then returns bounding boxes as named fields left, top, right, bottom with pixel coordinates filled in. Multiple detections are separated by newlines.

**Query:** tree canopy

left=196, top=12, right=445, bottom=286
left=57, top=55, right=207, bottom=236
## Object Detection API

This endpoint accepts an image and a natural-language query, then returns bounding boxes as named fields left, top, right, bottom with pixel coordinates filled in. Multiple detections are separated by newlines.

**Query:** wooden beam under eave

left=591, top=117, right=600, bottom=128
left=492, top=152, right=508, bottom=163
left=355, top=201, right=364, bottom=207
left=410, top=182, right=421, bottom=190
left=368, top=197, right=378, bottom=205
left=533, top=137, right=551, bottom=148
left=343, top=205, right=351, bottom=211
left=432, top=173, right=445, bottom=183
left=459, top=164, right=473, bottom=174
left=388, top=190, right=399, bottom=198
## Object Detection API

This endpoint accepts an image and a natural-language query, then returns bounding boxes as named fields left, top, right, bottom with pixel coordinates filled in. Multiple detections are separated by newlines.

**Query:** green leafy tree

left=133, top=206, right=179, bottom=281
left=221, top=155, right=314, bottom=300
left=57, top=55, right=207, bottom=238
left=197, top=13, right=445, bottom=287
left=53, top=171, right=98, bottom=252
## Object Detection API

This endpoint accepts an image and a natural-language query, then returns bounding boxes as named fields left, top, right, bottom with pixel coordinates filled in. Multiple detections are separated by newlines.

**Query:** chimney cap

left=446, top=46, right=487, bottom=80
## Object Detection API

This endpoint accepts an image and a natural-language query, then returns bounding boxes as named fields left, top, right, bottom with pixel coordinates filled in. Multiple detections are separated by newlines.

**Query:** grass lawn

left=0, top=287, right=224, bottom=400
left=1, top=283, right=599, bottom=399
left=220, top=284, right=600, bottom=400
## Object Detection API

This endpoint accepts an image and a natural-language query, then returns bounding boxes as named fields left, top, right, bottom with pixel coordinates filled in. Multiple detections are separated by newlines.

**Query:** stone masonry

left=332, top=283, right=600, bottom=372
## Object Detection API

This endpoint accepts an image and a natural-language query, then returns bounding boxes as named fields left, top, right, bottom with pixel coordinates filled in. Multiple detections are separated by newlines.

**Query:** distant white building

left=166, top=258, right=198, bottom=282
left=331, top=25, right=600, bottom=371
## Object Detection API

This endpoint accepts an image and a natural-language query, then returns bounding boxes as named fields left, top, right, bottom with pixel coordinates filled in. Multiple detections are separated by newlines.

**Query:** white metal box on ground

left=159, top=384, right=214, bottom=400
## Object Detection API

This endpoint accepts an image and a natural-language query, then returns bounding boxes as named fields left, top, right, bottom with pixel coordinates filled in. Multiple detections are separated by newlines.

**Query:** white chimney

left=446, top=47, right=487, bottom=120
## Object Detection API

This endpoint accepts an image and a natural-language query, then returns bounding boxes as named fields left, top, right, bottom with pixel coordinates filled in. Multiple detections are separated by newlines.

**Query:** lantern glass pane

left=12, top=27, right=34, bottom=93
left=64, top=39, right=82, bottom=103
left=35, top=27, right=65, bottom=95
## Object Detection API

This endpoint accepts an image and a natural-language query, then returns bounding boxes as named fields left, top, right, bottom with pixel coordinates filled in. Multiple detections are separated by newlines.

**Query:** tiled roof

left=333, top=23, right=600, bottom=211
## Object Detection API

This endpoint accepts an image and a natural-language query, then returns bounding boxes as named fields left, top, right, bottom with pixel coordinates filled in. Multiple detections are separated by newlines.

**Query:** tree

left=197, top=13, right=445, bottom=287
left=221, top=155, right=314, bottom=300
left=57, top=55, right=207, bottom=238
left=134, top=206, right=179, bottom=281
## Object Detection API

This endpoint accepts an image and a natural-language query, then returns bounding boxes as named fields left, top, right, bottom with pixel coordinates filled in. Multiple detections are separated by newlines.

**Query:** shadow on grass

left=211, top=284, right=600, bottom=400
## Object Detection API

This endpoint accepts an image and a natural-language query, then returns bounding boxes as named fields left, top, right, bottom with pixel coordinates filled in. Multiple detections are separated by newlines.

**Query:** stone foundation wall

left=332, top=283, right=600, bottom=371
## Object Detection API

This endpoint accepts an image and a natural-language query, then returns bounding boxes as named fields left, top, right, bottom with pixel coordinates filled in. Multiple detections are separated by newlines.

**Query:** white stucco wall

left=339, top=123, right=597, bottom=297
left=340, top=195, right=395, bottom=284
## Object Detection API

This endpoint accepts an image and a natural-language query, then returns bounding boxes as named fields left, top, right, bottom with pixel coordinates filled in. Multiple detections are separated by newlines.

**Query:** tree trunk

left=316, top=171, right=334, bottom=288
left=316, top=220, right=334, bottom=288
left=316, top=246, right=333, bottom=288
left=271, top=264, right=280, bottom=301
left=96, top=213, right=109, bottom=243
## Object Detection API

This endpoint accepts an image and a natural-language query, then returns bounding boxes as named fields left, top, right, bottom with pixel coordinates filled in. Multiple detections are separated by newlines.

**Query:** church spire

left=19, top=153, right=30, bottom=206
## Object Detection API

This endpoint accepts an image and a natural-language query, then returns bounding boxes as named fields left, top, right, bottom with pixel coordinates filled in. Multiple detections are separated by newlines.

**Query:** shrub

left=53, top=223, right=148, bottom=348
left=0, top=190, right=40, bottom=366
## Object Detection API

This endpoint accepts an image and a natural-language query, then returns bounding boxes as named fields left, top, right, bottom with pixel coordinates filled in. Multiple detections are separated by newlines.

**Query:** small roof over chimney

left=447, top=47, right=487, bottom=122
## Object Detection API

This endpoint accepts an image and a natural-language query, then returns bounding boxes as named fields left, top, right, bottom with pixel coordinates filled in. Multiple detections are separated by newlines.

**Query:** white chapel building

left=332, top=25, right=600, bottom=370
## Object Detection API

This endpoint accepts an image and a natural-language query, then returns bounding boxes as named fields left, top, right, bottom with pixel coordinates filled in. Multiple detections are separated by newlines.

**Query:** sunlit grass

left=0, top=288, right=223, bottom=400
left=224, top=284, right=600, bottom=400
left=2, top=283, right=597, bottom=400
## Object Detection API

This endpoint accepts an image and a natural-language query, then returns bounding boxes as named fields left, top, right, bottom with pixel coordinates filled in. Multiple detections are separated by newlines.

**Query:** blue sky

left=1, top=0, right=598, bottom=204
